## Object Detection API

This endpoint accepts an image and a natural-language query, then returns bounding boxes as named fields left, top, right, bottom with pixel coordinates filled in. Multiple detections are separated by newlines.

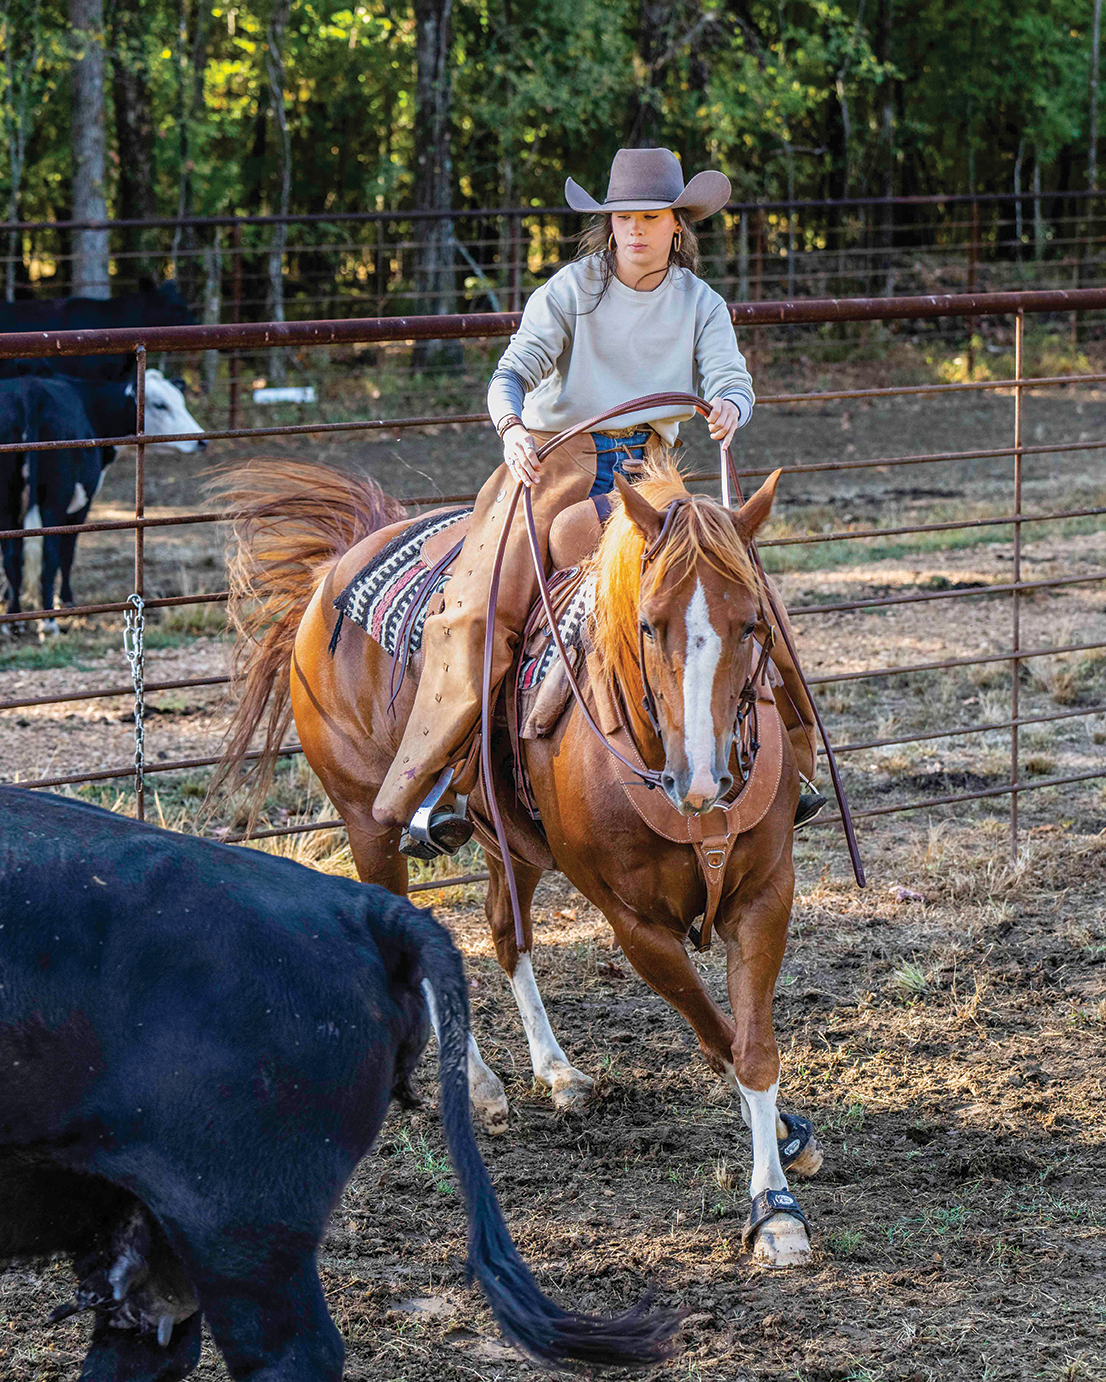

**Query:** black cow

left=0, top=284, right=195, bottom=381
left=0, top=789, right=676, bottom=1380
left=0, top=372, right=205, bottom=632
left=0, top=376, right=102, bottom=631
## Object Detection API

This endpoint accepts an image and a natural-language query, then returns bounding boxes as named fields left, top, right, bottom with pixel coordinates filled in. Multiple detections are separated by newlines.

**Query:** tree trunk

left=1091, top=0, right=1102, bottom=191
left=70, top=0, right=110, bottom=297
left=2, top=0, right=42, bottom=302
left=412, top=0, right=460, bottom=369
left=170, top=0, right=209, bottom=303
left=264, top=0, right=291, bottom=383
left=111, top=0, right=158, bottom=286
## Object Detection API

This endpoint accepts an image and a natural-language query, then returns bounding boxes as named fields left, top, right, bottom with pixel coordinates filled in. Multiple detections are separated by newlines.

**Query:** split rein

left=477, top=392, right=866, bottom=953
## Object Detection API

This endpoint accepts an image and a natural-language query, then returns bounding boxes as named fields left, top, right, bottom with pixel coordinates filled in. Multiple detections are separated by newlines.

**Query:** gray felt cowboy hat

left=565, top=147, right=731, bottom=221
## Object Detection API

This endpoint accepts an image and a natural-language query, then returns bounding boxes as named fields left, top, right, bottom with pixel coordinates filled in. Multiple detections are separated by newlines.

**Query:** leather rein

left=478, top=392, right=866, bottom=953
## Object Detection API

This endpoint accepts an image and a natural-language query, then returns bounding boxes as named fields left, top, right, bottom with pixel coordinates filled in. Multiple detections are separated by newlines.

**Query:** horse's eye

left=640, top=621, right=654, bottom=640
left=741, top=621, right=756, bottom=641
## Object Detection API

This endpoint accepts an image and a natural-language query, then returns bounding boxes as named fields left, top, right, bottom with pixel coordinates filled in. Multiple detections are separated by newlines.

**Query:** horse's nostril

left=661, top=773, right=677, bottom=796
left=717, top=774, right=733, bottom=798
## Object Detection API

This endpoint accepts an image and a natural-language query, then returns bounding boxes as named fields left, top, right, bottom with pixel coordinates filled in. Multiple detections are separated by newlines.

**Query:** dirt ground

left=1, top=357, right=1104, bottom=1380
left=2, top=821, right=1104, bottom=1382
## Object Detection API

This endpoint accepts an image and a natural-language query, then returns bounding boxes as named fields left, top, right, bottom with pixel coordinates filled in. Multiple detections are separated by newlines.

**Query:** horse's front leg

left=719, top=876, right=816, bottom=1268
left=485, top=850, right=595, bottom=1113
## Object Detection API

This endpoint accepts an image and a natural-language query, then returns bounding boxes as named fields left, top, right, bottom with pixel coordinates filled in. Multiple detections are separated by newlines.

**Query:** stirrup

left=795, top=790, right=827, bottom=828
left=401, top=768, right=473, bottom=859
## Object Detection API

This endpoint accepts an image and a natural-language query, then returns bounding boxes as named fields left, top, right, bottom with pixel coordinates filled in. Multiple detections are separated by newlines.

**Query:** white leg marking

left=739, top=1080, right=811, bottom=1268
left=420, top=978, right=509, bottom=1136
left=740, top=1082, right=787, bottom=1196
left=67, top=482, right=88, bottom=515
left=683, top=579, right=723, bottom=801
left=508, top=954, right=594, bottom=1110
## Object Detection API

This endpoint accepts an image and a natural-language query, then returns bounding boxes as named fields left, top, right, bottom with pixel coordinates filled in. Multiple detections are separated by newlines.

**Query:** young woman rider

left=373, top=147, right=822, bottom=857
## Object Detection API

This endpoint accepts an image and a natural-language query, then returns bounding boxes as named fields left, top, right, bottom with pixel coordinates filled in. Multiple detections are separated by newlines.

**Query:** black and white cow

left=0, top=371, right=205, bottom=631
left=0, top=283, right=196, bottom=381
left=0, top=788, right=675, bottom=1380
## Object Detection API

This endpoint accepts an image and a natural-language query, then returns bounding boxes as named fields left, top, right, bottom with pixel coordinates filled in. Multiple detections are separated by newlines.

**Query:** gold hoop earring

left=673, top=231, right=683, bottom=255
left=607, top=233, right=616, bottom=253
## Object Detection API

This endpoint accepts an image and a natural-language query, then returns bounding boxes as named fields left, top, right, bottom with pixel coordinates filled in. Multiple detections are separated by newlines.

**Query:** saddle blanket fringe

left=332, top=506, right=470, bottom=654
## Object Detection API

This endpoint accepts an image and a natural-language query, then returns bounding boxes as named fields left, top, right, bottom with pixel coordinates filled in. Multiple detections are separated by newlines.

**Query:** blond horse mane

left=584, top=456, right=764, bottom=712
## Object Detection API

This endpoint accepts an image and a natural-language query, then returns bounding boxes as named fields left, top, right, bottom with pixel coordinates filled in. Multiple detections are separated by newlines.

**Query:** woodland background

left=3, top=2, right=1105, bottom=245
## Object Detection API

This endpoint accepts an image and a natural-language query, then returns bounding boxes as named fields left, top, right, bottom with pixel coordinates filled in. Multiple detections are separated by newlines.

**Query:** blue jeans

left=588, top=430, right=650, bottom=498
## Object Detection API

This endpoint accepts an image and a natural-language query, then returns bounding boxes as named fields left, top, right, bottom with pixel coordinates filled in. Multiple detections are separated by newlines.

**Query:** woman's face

left=610, top=209, right=678, bottom=285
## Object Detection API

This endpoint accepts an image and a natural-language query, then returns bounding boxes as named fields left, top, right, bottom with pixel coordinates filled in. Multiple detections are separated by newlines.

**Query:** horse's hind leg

left=345, top=807, right=409, bottom=896
left=487, top=852, right=595, bottom=1113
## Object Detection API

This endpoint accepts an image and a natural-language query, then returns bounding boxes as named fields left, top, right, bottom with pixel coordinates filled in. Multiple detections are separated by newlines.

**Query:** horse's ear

left=615, top=473, right=663, bottom=543
left=732, top=468, right=781, bottom=542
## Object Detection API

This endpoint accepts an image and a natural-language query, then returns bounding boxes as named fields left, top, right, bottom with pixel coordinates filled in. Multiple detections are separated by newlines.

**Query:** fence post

left=967, top=199, right=979, bottom=379
left=738, top=210, right=749, bottom=301
left=133, top=345, right=147, bottom=822
left=510, top=211, right=523, bottom=312
left=1010, top=308, right=1024, bottom=860
left=229, top=221, right=242, bottom=431
left=202, top=228, right=222, bottom=397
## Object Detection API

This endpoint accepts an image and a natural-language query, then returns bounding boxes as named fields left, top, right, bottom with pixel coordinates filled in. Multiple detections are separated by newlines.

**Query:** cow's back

left=0, top=789, right=421, bottom=1202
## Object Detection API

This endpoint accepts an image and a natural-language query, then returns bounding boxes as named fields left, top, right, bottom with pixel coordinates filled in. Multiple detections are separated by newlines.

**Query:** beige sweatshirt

left=489, top=255, right=754, bottom=444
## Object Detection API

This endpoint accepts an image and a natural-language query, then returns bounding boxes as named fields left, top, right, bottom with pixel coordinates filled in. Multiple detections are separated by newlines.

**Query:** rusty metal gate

left=0, top=285, right=1103, bottom=885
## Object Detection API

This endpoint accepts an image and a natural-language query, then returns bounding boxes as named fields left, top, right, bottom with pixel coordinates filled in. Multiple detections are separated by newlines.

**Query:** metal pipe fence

left=1, top=286, right=1104, bottom=880
left=10, top=188, right=1106, bottom=328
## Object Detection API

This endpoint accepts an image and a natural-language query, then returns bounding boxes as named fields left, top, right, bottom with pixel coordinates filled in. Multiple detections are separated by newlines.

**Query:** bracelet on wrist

left=497, top=414, right=524, bottom=439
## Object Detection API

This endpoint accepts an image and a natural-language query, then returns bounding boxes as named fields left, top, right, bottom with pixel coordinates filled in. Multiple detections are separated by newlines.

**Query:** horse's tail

left=382, top=896, right=681, bottom=1368
left=206, top=461, right=406, bottom=825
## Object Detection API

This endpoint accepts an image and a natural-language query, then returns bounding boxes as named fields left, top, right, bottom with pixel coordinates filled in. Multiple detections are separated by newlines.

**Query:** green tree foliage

left=0, top=0, right=1100, bottom=221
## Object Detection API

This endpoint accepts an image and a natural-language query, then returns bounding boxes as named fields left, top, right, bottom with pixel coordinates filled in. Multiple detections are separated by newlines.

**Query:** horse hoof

left=39, top=618, right=59, bottom=640
left=787, top=1132, right=824, bottom=1178
left=474, top=1093, right=510, bottom=1136
left=751, top=1213, right=812, bottom=1269
left=549, top=1068, right=595, bottom=1113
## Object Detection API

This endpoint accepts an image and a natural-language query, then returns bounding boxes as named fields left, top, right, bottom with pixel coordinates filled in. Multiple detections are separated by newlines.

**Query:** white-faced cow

left=0, top=371, right=205, bottom=633
left=0, top=788, right=677, bottom=1380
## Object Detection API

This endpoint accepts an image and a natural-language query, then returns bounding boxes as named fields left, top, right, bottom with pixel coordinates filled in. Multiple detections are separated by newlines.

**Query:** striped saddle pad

left=332, top=506, right=470, bottom=655
left=333, top=504, right=593, bottom=713
left=517, top=572, right=595, bottom=693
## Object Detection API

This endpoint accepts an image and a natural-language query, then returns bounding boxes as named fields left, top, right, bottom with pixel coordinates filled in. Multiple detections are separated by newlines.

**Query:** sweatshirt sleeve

left=695, top=303, right=755, bottom=426
left=486, top=367, right=526, bottom=430
left=491, top=275, right=574, bottom=396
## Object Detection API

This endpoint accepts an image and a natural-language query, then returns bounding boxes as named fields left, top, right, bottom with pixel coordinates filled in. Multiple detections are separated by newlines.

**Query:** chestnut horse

left=212, top=456, right=821, bottom=1268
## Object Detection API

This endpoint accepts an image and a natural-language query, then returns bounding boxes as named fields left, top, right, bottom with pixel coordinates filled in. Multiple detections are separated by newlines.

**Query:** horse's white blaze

left=738, top=1080, right=789, bottom=1197
left=142, top=370, right=205, bottom=452
left=67, top=482, right=89, bottom=515
left=683, top=578, right=723, bottom=799
left=508, top=953, right=572, bottom=1083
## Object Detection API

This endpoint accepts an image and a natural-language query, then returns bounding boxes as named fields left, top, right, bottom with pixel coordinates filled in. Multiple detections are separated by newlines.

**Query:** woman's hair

left=575, top=209, right=700, bottom=301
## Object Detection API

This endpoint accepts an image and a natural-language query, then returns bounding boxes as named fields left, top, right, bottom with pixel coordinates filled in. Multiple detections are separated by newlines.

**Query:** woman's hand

left=706, top=396, right=741, bottom=449
left=502, top=423, right=542, bottom=487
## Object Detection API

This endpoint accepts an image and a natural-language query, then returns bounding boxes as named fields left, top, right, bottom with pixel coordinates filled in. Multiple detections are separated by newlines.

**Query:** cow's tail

left=205, top=462, right=406, bottom=825
left=400, top=902, right=681, bottom=1368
